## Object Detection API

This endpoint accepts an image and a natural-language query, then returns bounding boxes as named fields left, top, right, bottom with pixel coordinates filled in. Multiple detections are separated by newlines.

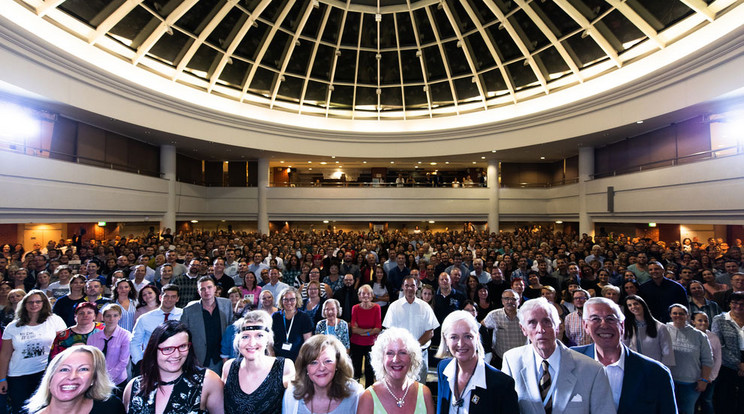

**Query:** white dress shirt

left=444, top=358, right=487, bottom=414
left=594, top=346, right=625, bottom=409
left=531, top=345, right=561, bottom=409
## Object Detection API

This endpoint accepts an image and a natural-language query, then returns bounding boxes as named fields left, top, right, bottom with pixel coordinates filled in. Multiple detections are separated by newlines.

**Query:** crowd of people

left=0, top=226, right=742, bottom=414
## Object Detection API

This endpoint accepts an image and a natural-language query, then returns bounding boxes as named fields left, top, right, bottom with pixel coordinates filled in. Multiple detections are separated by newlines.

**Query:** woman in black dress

left=222, top=311, right=295, bottom=414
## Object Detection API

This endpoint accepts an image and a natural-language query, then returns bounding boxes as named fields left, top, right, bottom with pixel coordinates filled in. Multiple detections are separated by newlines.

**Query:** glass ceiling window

left=15, top=0, right=738, bottom=120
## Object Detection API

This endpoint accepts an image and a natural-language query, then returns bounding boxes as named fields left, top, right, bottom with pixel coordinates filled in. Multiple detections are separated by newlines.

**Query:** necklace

left=158, top=374, right=182, bottom=386
left=453, top=359, right=478, bottom=408
left=384, top=379, right=411, bottom=408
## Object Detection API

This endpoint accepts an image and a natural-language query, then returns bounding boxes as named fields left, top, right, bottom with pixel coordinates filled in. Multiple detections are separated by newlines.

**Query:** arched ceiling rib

left=15, top=0, right=736, bottom=120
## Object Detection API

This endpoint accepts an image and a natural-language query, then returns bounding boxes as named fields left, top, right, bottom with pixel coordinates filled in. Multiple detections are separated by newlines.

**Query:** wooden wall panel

left=50, top=117, right=77, bottom=162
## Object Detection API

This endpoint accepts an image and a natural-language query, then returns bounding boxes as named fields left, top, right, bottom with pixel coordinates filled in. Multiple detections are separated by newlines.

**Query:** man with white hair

left=501, top=297, right=615, bottom=414
left=571, top=297, right=676, bottom=414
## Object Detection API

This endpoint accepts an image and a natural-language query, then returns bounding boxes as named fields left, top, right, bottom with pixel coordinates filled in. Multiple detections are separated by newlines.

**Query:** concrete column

left=160, top=145, right=176, bottom=231
left=257, top=157, right=269, bottom=235
left=578, top=146, right=594, bottom=238
left=487, top=159, right=499, bottom=233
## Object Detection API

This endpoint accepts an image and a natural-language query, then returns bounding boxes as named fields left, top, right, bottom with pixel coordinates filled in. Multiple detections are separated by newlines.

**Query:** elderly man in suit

left=501, top=297, right=615, bottom=414
left=571, top=297, right=677, bottom=414
left=180, top=276, right=233, bottom=373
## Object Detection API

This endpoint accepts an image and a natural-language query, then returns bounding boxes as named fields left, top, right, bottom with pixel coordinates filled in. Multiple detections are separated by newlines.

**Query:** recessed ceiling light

left=335, top=161, right=339, bottom=163
left=636, top=120, right=644, bottom=124
left=307, top=161, right=312, bottom=163
left=190, top=220, right=198, bottom=223
left=472, top=161, right=476, bottom=164
left=308, top=168, right=313, bottom=170
left=428, top=220, right=435, bottom=224
left=491, top=150, right=496, bottom=153
left=481, top=156, right=486, bottom=159
left=414, top=166, right=418, bottom=168
left=555, top=220, right=563, bottom=224
left=540, top=156, right=545, bottom=160
left=320, top=162, right=327, bottom=165
left=430, top=162, right=437, bottom=165
left=331, top=156, right=336, bottom=158
left=445, top=162, right=450, bottom=164
left=362, top=161, right=367, bottom=164
left=418, top=161, right=422, bottom=164
left=323, top=220, right=329, bottom=223
left=390, top=161, right=395, bottom=164
left=280, top=160, right=284, bottom=163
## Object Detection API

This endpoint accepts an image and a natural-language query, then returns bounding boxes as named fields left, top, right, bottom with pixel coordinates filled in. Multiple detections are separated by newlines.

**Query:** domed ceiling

left=8, top=0, right=736, bottom=121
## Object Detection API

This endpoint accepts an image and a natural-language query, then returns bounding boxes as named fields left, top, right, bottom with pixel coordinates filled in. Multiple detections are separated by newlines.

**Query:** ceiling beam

left=513, top=0, right=582, bottom=81
left=88, top=0, right=143, bottom=44
left=132, top=0, right=200, bottom=65
left=213, top=0, right=274, bottom=94
left=297, top=5, right=333, bottom=113
left=406, top=0, right=433, bottom=118
left=172, top=1, right=235, bottom=80
left=458, top=0, right=518, bottom=102
left=270, top=1, right=315, bottom=108
left=35, top=0, right=66, bottom=17
left=423, top=5, right=459, bottom=115
left=553, top=0, right=622, bottom=68
left=605, top=0, right=664, bottom=49
left=481, top=0, right=549, bottom=94
left=680, top=0, right=715, bottom=22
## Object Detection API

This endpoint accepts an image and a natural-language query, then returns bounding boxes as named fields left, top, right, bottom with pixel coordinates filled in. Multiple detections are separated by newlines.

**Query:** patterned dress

left=128, top=367, right=206, bottom=414
left=224, top=356, right=286, bottom=414
left=49, top=322, right=104, bottom=359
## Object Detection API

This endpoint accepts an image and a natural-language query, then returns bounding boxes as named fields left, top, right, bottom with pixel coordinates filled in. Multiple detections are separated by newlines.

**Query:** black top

left=271, top=311, right=313, bottom=361
left=224, top=356, right=285, bottom=414
left=129, top=367, right=206, bottom=414
left=202, top=306, right=223, bottom=366
left=52, top=295, right=86, bottom=327
left=90, top=396, right=126, bottom=414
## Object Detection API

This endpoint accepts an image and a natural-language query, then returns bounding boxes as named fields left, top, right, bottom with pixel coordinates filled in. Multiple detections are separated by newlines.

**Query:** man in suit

left=501, top=297, right=615, bottom=414
left=180, top=276, right=233, bottom=373
left=571, top=297, right=677, bottom=414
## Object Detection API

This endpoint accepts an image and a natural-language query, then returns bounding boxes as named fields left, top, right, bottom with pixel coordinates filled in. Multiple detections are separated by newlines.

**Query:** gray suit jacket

left=501, top=342, right=616, bottom=414
left=180, top=297, right=233, bottom=366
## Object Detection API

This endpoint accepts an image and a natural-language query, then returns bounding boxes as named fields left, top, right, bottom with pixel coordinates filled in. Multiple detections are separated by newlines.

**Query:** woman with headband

left=223, top=310, right=295, bottom=414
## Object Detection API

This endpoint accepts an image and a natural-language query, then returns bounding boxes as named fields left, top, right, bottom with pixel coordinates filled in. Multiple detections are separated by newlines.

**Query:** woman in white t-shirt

left=0, top=289, right=67, bottom=414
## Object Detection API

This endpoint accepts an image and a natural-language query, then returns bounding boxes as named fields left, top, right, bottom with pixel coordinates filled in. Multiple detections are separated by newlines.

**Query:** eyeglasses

left=158, top=342, right=190, bottom=355
left=501, top=297, right=517, bottom=302
left=282, top=297, right=297, bottom=302
left=26, top=300, right=44, bottom=305
left=585, top=316, right=620, bottom=325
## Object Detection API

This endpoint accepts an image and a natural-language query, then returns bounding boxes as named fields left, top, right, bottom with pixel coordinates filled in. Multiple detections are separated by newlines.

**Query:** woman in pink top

left=351, top=284, right=381, bottom=387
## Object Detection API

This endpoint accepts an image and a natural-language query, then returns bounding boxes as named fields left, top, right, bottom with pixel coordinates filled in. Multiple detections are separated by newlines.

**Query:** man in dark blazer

left=572, top=297, right=677, bottom=414
left=180, top=276, right=233, bottom=373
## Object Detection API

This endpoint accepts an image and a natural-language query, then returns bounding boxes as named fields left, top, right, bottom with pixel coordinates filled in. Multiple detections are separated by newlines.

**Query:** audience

left=2, top=227, right=743, bottom=413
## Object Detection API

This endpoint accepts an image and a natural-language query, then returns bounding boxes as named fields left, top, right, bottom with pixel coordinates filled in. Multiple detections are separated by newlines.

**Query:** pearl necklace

left=384, top=379, right=411, bottom=408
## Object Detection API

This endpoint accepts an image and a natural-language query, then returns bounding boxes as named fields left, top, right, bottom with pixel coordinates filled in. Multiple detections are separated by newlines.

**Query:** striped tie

left=540, top=360, right=552, bottom=414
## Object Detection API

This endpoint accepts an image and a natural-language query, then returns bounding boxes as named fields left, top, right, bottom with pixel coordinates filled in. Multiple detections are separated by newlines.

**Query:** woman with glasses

left=273, top=287, right=313, bottom=361
left=123, top=320, right=223, bottom=414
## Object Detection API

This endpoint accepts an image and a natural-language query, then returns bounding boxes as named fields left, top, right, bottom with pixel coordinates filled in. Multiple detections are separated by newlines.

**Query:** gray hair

left=370, top=328, right=423, bottom=382
left=517, top=297, right=561, bottom=329
left=322, top=299, right=342, bottom=318
left=582, top=297, right=626, bottom=323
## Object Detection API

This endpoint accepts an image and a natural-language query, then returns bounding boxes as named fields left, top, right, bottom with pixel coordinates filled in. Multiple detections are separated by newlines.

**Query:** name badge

left=282, top=342, right=292, bottom=351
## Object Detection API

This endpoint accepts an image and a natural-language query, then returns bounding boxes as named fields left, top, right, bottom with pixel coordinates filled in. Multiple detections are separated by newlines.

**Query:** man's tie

left=164, top=312, right=170, bottom=322
left=102, top=337, right=112, bottom=356
left=540, top=360, right=552, bottom=414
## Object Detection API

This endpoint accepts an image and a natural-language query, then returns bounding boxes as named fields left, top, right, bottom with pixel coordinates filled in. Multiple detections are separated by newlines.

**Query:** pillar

left=578, top=146, right=594, bottom=238
left=160, top=145, right=176, bottom=231
left=257, top=157, right=269, bottom=235
left=487, top=159, right=500, bottom=233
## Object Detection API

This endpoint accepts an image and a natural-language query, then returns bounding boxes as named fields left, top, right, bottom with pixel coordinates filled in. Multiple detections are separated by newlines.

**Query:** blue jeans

left=674, top=381, right=701, bottom=414
left=696, top=380, right=715, bottom=414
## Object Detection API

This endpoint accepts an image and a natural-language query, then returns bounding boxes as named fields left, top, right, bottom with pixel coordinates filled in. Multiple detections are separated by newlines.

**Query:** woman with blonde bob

left=25, top=345, right=124, bottom=413
left=282, top=334, right=362, bottom=413
left=357, top=327, right=434, bottom=414
left=223, top=311, right=295, bottom=414
left=435, top=311, right=518, bottom=414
